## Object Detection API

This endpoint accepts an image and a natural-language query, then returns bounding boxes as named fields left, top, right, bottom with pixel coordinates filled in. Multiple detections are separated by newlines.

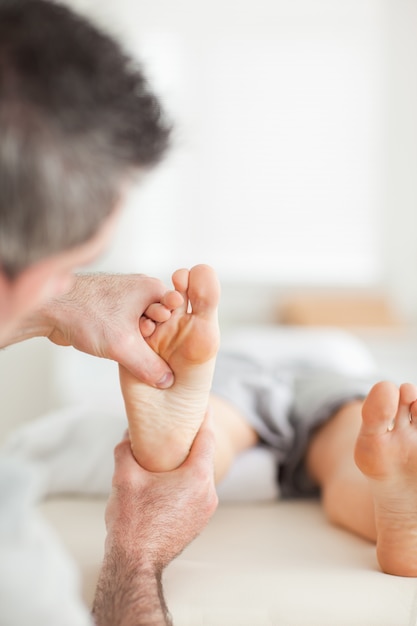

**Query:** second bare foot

left=355, top=381, right=417, bottom=576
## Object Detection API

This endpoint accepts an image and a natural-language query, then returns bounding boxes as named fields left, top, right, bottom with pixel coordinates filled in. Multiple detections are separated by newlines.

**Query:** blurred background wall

left=1, top=0, right=417, bottom=439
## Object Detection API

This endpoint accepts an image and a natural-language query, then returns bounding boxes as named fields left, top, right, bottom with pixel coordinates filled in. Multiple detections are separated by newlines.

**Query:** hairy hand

left=104, top=412, right=218, bottom=572
left=43, top=273, right=180, bottom=388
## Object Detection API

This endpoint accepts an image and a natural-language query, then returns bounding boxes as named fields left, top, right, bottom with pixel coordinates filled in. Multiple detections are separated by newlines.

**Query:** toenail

left=387, top=418, right=395, bottom=432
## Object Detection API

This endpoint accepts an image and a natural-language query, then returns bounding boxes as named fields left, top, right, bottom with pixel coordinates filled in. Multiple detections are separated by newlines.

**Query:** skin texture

left=92, top=414, right=218, bottom=626
left=305, top=382, right=417, bottom=577
left=0, top=211, right=219, bottom=623
left=0, top=209, right=178, bottom=389
left=36, top=273, right=180, bottom=388
left=0, top=2, right=217, bottom=623
left=120, top=264, right=221, bottom=471
left=357, top=382, right=417, bottom=576
left=134, top=276, right=417, bottom=580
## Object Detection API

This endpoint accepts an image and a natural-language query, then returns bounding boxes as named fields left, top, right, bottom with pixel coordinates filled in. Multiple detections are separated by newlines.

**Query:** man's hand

left=105, top=411, right=218, bottom=569
left=10, top=273, right=183, bottom=388
left=92, top=413, right=218, bottom=626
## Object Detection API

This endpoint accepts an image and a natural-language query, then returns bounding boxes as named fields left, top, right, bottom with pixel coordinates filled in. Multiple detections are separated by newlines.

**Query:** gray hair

left=0, top=0, right=171, bottom=277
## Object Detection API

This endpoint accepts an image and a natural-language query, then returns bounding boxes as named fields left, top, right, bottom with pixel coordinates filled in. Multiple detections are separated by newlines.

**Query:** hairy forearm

left=0, top=273, right=114, bottom=348
left=0, top=274, right=87, bottom=348
left=92, top=549, right=173, bottom=626
left=0, top=305, right=52, bottom=347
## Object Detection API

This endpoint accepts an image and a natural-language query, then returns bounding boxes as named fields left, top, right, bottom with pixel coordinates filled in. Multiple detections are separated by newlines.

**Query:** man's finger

left=118, top=340, right=174, bottom=389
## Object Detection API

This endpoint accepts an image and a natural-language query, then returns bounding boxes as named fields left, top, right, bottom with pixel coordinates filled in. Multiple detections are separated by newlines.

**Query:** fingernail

left=157, top=372, right=174, bottom=388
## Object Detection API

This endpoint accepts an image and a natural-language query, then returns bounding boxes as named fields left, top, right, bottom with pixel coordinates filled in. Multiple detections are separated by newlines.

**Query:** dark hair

left=0, top=0, right=171, bottom=277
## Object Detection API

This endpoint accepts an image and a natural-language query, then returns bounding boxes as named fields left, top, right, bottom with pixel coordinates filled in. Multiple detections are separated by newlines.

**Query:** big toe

left=362, top=381, right=400, bottom=435
left=188, top=264, right=220, bottom=317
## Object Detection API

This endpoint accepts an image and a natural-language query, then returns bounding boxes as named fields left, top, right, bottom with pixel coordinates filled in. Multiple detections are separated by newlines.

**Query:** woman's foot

left=119, top=264, right=220, bottom=472
left=355, top=381, right=417, bottom=575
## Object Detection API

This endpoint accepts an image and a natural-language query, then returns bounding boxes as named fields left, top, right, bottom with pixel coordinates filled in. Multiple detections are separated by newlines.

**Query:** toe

left=362, top=381, right=400, bottom=435
left=144, top=303, right=171, bottom=323
left=410, top=399, right=417, bottom=423
left=171, top=269, right=189, bottom=313
left=140, top=316, right=156, bottom=337
left=397, top=383, right=417, bottom=429
left=162, top=289, right=184, bottom=311
left=187, top=264, right=220, bottom=317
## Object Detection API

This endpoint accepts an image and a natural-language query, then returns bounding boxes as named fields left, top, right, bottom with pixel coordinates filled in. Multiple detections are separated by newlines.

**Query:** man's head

left=0, top=0, right=170, bottom=280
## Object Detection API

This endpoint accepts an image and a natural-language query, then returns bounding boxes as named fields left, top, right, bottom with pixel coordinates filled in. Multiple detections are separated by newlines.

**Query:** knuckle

left=185, top=470, right=217, bottom=514
left=113, top=439, right=131, bottom=467
left=206, top=489, right=219, bottom=516
left=192, top=455, right=215, bottom=482
left=188, top=462, right=210, bottom=484
left=140, top=274, right=165, bottom=292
